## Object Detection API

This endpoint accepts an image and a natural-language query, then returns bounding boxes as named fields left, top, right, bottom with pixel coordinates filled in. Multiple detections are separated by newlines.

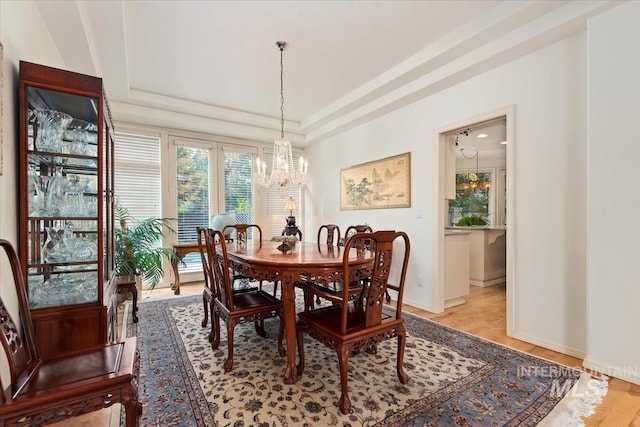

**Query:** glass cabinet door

left=24, top=86, right=102, bottom=309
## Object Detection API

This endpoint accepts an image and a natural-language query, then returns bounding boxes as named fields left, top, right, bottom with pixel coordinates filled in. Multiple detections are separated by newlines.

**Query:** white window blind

left=113, top=131, right=162, bottom=219
left=221, top=146, right=254, bottom=230
left=113, top=131, right=163, bottom=285
left=260, top=150, right=303, bottom=240
left=176, top=143, right=211, bottom=243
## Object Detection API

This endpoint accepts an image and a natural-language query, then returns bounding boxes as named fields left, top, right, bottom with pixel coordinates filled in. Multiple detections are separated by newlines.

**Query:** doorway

left=433, top=106, right=515, bottom=336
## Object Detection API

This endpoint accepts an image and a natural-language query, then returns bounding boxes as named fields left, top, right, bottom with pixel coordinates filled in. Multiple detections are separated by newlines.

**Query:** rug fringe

left=537, top=372, right=609, bottom=426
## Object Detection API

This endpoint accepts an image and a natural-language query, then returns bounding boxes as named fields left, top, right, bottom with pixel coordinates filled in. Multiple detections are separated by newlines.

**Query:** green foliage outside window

left=449, top=172, right=491, bottom=223
left=176, top=146, right=208, bottom=213
left=223, top=151, right=252, bottom=214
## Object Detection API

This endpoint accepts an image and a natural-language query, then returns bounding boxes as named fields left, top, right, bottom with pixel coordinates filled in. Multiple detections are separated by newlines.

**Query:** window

left=175, top=141, right=211, bottom=271
left=448, top=170, right=493, bottom=226
left=221, top=146, right=254, bottom=224
left=113, top=130, right=163, bottom=285
left=113, top=130, right=162, bottom=219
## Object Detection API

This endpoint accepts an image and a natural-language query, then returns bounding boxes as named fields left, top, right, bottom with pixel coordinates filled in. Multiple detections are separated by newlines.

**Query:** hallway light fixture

left=254, top=41, right=308, bottom=195
left=457, top=128, right=489, bottom=191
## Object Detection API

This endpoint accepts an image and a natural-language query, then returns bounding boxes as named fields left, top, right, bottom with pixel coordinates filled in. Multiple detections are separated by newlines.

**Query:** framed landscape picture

left=340, top=152, right=411, bottom=210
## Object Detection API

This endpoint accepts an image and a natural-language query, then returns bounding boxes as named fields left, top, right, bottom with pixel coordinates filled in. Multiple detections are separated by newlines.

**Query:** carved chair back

left=222, top=223, right=262, bottom=247
left=196, top=226, right=215, bottom=297
left=342, top=230, right=410, bottom=330
left=203, top=229, right=236, bottom=311
left=343, top=224, right=374, bottom=249
left=317, top=224, right=342, bottom=247
left=0, top=239, right=39, bottom=402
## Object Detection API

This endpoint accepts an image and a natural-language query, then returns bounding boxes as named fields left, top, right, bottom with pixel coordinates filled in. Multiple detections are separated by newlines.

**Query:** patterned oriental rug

left=124, top=293, right=607, bottom=427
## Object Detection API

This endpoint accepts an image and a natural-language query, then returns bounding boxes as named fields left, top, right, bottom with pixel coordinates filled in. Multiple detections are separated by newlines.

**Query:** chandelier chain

left=279, top=42, right=285, bottom=139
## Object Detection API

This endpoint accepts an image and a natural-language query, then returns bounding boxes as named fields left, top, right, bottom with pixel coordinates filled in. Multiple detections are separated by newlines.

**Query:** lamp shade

left=285, top=197, right=297, bottom=212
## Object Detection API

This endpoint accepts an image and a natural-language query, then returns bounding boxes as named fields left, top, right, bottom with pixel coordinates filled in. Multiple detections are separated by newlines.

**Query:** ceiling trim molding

left=41, top=0, right=620, bottom=147
left=111, top=101, right=305, bottom=145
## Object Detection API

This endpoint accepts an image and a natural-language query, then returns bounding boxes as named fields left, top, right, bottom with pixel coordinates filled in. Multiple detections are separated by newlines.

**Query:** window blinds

left=260, top=149, right=303, bottom=240
left=113, top=130, right=162, bottom=220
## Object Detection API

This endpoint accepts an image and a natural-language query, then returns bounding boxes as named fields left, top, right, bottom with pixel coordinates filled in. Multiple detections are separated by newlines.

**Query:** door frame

left=432, top=105, right=516, bottom=336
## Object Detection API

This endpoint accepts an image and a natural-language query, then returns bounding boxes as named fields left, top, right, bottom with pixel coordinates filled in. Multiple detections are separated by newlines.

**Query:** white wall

left=584, top=1, right=640, bottom=385
left=0, top=0, right=65, bottom=383
left=306, top=31, right=588, bottom=356
left=1, top=0, right=64, bottom=256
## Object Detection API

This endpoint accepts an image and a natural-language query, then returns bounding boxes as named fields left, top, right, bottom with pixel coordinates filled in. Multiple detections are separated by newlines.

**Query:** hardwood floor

left=50, top=282, right=640, bottom=426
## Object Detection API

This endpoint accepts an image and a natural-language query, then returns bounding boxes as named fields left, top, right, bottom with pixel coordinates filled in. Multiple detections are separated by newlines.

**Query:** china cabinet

left=18, top=61, right=116, bottom=358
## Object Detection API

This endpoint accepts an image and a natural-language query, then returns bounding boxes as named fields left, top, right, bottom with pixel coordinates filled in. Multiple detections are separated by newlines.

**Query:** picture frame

left=340, top=152, right=411, bottom=210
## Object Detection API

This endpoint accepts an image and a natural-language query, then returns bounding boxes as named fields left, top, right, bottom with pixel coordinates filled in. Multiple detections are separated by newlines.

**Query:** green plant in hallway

left=457, top=215, right=488, bottom=227
left=115, top=199, right=178, bottom=290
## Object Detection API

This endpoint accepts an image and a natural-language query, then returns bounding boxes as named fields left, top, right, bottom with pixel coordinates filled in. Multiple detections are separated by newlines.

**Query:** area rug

left=125, top=293, right=607, bottom=426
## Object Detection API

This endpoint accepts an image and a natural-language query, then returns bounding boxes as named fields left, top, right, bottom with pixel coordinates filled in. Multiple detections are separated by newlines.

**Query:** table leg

left=281, top=272, right=297, bottom=384
left=170, top=256, right=181, bottom=295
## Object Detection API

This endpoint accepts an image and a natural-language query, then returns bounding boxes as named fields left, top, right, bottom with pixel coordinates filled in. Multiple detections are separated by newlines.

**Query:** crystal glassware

left=34, top=109, right=73, bottom=153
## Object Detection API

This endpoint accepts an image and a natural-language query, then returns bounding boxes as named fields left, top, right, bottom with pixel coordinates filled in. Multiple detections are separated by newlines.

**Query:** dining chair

left=0, top=239, right=141, bottom=426
left=204, top=229, right=285, bottom=372
left=197, top=227, right=264, bottom=338
left=296, top=230, right=410, bottom=414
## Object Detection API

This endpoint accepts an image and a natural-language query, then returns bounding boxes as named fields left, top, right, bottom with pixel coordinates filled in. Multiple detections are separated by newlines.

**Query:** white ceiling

left=36, top=0, right=618, bottom=146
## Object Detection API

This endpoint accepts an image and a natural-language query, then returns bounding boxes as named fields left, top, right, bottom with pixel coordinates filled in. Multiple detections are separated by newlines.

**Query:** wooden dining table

left=224, top=240, right=373, bottom=384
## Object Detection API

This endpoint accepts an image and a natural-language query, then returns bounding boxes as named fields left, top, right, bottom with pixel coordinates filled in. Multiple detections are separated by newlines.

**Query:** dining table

left=224, top=240, right=374, bottom=384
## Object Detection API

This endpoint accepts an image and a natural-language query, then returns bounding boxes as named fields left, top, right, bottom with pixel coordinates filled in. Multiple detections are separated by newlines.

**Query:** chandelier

left=254, top=41, right=308, bottom=192
left=456, top=128, right=489, bottom=192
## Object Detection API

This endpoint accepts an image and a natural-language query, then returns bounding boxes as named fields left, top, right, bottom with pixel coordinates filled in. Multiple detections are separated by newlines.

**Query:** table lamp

left=285, top=197, right=296, bottom=225
left=282, top=197, right=302, bottom=240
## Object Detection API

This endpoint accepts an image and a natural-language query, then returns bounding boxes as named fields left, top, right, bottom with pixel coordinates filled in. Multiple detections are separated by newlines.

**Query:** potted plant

left=114, top=199, right=178, bottom=295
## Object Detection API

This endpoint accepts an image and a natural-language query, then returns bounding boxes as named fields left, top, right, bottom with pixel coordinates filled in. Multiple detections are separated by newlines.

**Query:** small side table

left=171, top=242, right=201, bottom=295
left=116, top=276, right=138, bottom=323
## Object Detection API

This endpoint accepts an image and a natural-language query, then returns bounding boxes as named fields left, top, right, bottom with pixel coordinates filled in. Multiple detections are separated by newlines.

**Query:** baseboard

left=470, top=277, right=505, bottom=287
left=403, top=296, right=436, bottom=313
left=582, top=358, right=640, bottom=385
left=511, top=331, right=586, bottom=360
left=444, top=297, right=466, bottom=308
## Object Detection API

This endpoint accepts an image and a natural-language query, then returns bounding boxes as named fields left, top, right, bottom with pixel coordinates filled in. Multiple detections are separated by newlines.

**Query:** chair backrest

left=222, top=223, right=262, bottom=247
left=343, top=224, right=374, bottom=249
left=196, top=227, right=214, bottom=294
left=0, top=239, right=41, bottom=404
left=317, top=224, right=341, bottom=247
left=202, top=229, right=235, bottom=310
left=341, top=231, right=410, bottom=332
